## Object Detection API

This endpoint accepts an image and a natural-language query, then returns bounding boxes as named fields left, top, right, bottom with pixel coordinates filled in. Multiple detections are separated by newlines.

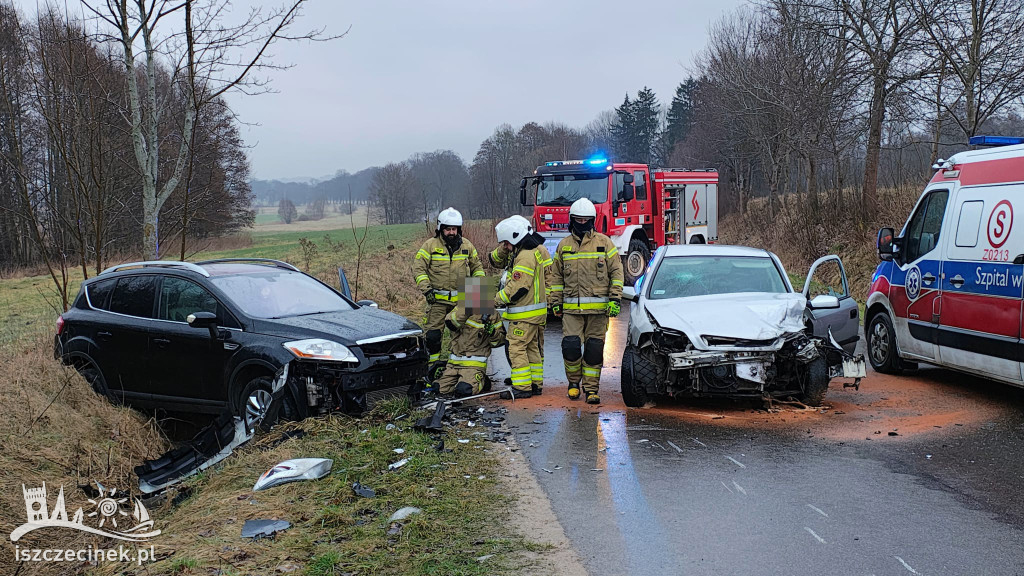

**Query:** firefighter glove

left=424, top=290, right=436, bottom=305
left=445, top=318, right=459, bottom=333
left=607, top=300, right=621, bottom=318
left=551, top=304, right=562, bottom=317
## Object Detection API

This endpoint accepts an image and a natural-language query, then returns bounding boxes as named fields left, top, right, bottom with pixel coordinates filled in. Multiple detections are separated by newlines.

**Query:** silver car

left=620, top=245, right=866, bottom=407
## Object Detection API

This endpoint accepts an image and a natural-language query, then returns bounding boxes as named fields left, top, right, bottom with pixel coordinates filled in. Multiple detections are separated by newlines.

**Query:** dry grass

left=0, top=334, right=169, bottom=576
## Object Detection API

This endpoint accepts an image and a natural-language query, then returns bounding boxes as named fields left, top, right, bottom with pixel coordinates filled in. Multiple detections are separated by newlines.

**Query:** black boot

left=454, top=381, right=474, bottom=398
left=500, top=388, right=533, bottom=400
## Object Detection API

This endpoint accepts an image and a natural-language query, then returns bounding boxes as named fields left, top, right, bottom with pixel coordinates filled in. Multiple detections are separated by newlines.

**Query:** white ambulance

left=866, top=136, right=1024, bottom=386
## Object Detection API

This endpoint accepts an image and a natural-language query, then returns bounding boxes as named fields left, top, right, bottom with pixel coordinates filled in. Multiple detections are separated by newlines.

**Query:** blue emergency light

left=969, top=135, right=1024, bottom=147
left=587, top=157, right=608, bottom=165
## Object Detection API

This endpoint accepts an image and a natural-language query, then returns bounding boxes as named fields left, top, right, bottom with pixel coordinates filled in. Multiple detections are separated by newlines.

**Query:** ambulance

left=866, top=136, right=1024, bottom=386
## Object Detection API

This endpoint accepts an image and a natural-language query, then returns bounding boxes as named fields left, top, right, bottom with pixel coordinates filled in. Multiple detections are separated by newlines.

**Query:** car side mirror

left=877, top=227, right=895, bottom=261
left=187, top=311, right=219, bottom=339
left=808, top=295, right=840, bottom=309
left=622, top=286, right=638, bottom=303
left=357, top=299, right=379, bottom=308
left=520, top=178, right=534, bottom=206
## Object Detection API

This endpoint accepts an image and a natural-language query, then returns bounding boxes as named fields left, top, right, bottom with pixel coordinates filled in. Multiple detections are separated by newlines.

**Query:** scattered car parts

left=253, top=458, right=333, bottom=491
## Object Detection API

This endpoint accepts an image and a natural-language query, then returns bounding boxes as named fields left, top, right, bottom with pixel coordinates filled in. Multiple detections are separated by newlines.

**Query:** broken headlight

left=653, top=327, right=690, bottom=351
left=283, top=339, right=358, bottom=363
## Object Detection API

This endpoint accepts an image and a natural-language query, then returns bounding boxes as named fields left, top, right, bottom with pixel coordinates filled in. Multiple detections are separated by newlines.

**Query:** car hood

left=643, top=292, right=806, bottom=347
left=250, top=307, right=421, bottom=345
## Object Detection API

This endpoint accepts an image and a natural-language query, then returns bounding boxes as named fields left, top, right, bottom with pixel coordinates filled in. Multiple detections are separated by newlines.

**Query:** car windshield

left=535, top=174, right=608, bottom=206
left=647, top=256, right=787, bottom=299
left=210, top=271, right=354, bottom=318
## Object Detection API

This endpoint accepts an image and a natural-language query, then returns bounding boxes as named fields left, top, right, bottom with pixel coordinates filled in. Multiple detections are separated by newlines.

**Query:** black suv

left=55, top=259, right=427, bottom=428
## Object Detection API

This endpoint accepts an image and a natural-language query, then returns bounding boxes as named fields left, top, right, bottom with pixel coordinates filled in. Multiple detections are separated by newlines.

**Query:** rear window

left=648, top=256, right=787, bottom=299
left=86, top=278, right=117, bottom=310
left=109, top=276, right=157, bottom=318
left=210, top=270, right=354, bottom=319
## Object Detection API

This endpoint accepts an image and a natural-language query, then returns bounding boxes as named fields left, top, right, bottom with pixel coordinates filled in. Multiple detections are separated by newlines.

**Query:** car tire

left=239, top=376, right=276, bottom=433
left=620, top=346, right=650, bottom=408
left=623, top=238, right=651, bottom=287
left=800, top=356, right=829, bottom=406
left=78, top=363, right=115, bottom=402
left=866, top=311, right=902, bottom=374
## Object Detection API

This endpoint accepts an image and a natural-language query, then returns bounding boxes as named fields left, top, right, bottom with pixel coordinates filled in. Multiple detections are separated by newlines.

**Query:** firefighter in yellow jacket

left=493, top=216, right=547, bottom=399
left=549, top=198, right=624, bottom=404
left=434, top=278, right=505, bottom=398
left=413, top=207, right=485, bottom=372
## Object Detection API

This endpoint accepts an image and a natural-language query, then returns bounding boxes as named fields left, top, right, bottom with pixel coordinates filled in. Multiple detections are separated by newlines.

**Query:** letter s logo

left=988, top=200, right=1013, bottom=249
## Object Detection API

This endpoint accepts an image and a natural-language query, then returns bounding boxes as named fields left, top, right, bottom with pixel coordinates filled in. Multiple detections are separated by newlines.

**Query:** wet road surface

left=485, top=311, right=1024, bottom=576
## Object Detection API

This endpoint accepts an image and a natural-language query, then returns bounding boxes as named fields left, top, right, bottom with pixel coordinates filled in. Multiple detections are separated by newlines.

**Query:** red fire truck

left=519, top=158, right=718, bottom=285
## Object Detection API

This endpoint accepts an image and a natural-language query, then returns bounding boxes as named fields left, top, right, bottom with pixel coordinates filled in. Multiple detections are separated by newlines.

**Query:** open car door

left=803, top=255, right=860, bottom=355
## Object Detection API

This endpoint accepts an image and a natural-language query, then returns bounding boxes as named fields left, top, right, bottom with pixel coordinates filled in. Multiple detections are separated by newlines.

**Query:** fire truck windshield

left=535, top=174, right=609, bottom=206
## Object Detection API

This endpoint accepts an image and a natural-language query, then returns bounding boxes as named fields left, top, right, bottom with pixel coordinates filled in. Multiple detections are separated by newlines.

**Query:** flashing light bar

left=544, top=157, right=610, bottom=167
left=969, top=135, right=1024, bottom=147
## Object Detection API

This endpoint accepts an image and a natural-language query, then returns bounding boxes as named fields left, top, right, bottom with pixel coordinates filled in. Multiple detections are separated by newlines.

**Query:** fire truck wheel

left=866, top=311, right=903, bottom=374
left=623, top=238, right=651, bottom=286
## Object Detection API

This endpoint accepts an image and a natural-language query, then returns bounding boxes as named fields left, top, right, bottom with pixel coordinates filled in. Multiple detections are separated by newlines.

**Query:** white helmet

left=509, top=214, right=534, bottom=233
left=437, top=207, right=463, bottom=231
left=569, top=198, right=597, bottom=219
left=495, top=216, right=531, bottom=246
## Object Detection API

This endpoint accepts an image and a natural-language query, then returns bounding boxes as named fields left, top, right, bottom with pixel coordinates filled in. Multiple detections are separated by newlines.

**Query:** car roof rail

left=100, top=260, right=211, bottom=277
left=195, top=258, right=301, bottom=272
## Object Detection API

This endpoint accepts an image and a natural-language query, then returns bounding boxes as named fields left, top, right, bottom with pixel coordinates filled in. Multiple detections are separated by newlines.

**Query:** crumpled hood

left=644, top=292, right=806, bottom=347
left=251, top=307, right=421, bottom=345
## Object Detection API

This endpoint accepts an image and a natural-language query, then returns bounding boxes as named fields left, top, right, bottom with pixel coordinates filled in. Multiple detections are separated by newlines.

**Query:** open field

left=252, top=204, right=374, bottom=232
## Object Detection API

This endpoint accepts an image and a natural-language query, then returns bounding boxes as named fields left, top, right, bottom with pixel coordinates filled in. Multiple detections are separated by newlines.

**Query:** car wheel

left=866, top=312, right=902, bottom=374
left=623, top=238, right=651, bottom=286
left=800, top=356, right=829, bottom=406
left=78, top=363, right=115, bottom=402
left=620, top=346, right=651, bottom=408
left=239, top=377, right=275, bottom=433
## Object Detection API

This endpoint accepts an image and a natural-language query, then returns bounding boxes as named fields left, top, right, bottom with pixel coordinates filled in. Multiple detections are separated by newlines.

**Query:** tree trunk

left=862, top=75, right=886, bottom=215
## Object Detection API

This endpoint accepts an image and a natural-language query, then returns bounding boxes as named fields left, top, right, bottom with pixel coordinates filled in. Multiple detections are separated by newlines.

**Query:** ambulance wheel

left=867, top=312, right=901, bottom=374
left=623, top=238, right=650, bottom=286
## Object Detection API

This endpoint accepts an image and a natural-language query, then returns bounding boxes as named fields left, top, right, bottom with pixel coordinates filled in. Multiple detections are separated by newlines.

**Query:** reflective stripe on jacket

left=549, top=231, right=624, bottom=314
left=496, top=248, right=547, bottom=324
left=413, top=236, right=485, bottom=298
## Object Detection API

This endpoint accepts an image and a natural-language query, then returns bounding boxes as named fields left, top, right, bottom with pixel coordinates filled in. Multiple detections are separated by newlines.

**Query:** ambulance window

left=955, top=201, right=984, bottom=247
left=633, top=171, right=648, bottom=200
left=903, top=190, right=949, bottom=262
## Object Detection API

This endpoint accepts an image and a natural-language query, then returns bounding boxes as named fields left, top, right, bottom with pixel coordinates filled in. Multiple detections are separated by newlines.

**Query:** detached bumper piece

left=293, top=355, right=428, bottom=416
left=136, top=412, right=252, bottom=494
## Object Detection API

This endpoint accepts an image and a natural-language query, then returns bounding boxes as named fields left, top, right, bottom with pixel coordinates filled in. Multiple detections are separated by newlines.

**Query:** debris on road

left=137, top=413, right=253, bottom=494
left=241, top=519, right=291, bottom=540
left=393, top=448, right=405, bottom=454
left=253, top=458, right=333, bottom=491
left=414, top=402, right=446, bottom=432
left=388, top=458, right=410, bottom=471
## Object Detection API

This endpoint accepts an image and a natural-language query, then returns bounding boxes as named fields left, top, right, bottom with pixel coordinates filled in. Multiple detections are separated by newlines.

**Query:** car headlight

left=283, top=339, right=358, bottom=362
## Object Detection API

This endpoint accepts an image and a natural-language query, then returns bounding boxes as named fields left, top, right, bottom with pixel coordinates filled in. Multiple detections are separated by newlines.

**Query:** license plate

left=734, top=361, right=767, bottom=384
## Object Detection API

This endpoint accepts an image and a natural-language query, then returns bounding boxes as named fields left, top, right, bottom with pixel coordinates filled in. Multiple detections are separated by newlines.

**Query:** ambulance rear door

left=937, top=185, right=1024, bottom=383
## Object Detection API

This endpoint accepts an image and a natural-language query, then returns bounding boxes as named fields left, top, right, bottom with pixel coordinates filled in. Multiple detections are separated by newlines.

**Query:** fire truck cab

left=866, top=136, right=1024, bottom=388
left=520, top=158, right=718, bottom=285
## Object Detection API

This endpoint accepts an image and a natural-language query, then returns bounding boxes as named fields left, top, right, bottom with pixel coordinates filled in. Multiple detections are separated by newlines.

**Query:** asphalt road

left=486, top=310, right=1024, bottom=576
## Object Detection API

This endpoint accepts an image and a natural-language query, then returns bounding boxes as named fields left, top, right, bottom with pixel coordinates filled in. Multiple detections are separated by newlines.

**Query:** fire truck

left=519, top=158, right=718, bottom=285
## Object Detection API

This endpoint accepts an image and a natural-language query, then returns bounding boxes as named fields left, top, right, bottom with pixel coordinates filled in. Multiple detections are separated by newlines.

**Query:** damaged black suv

left=55, top=259, right=427, bottom=428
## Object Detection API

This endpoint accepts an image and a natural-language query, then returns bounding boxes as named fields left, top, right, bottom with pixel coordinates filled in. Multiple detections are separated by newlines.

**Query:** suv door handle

left=949, top=275, right=965, bottom=288
left=97, top=331, right=113, bottom=340
left=850, top=309, right=857, bottom=319
left=922, top=273, right=936, bottom=285
left=152, top=337, right=171, bottom=348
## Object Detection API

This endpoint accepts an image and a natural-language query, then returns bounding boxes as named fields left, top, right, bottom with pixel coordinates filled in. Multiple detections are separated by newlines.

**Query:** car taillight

left=56, top=315, right=65, bottom=335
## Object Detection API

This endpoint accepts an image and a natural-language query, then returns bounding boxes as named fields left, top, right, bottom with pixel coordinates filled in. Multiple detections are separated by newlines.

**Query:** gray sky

left=15, top=0, right=744, bottom=179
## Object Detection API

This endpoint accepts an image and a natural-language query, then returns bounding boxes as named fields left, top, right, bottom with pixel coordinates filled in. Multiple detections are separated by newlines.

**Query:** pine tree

left=610, top=94, right=635, bottom=161
left=632, top=87, right=661, bottom=164
left=659, top=78, right=699, bottom=163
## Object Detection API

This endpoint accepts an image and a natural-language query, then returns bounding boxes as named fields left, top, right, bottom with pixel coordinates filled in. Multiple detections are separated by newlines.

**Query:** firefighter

left=549, top=198, right=624, bottom=404
left=489, top=215, right=552, bottom=394
left=434, top=277, right=505, bottom=398
left=413, top=207, right=485, bottom=377
left=493, top=216, right=547, bottom=399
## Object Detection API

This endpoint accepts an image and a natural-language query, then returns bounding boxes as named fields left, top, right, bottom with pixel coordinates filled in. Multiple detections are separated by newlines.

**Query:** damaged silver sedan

left=620, top=245, right=866, bottom=407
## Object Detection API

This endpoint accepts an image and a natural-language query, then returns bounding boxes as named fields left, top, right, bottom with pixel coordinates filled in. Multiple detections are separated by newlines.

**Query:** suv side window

left=902, top=190, right=949, bottom=263
left=633, top=170, right=648, bottom=201
left=158, top=277, right=219, bottom=323
left=109, top=276, right=158, bottom=318
left=86, top=278, right=117, bottom=310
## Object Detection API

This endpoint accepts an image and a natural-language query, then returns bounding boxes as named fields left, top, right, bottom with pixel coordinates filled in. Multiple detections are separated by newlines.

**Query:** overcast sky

left=15, top=0, right=745, bottom=179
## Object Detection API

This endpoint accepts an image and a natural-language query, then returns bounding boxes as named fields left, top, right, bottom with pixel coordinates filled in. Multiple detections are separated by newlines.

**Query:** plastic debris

left=476, top=554, right=494, bottom=562
left=386, top=423, right=397, bottom=431
left=241, top=519, right=291, bottom=540
left=393, top=448, right=405, bottom=454
left=388, top=507, right=422, bottom=522
left=457, top=439, right=470, bottom=444
left=414, top=402, right=447, bottom=432
left=388, top=458, right=410, bottom=471
left=352, top=482, right=376, bottom=498
left=541, top=468, right=554, bottom=474
left=253, top=458, right=333, bottom=491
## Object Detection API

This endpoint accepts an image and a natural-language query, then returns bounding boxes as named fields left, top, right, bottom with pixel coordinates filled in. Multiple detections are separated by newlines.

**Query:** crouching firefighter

left=413, top=207, right=485, bottom=382
left=549, top=198, right=624, bottom=404
left=493, top=216, right=548, bottom=399
left=434, top=278, right=505, bottom=398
